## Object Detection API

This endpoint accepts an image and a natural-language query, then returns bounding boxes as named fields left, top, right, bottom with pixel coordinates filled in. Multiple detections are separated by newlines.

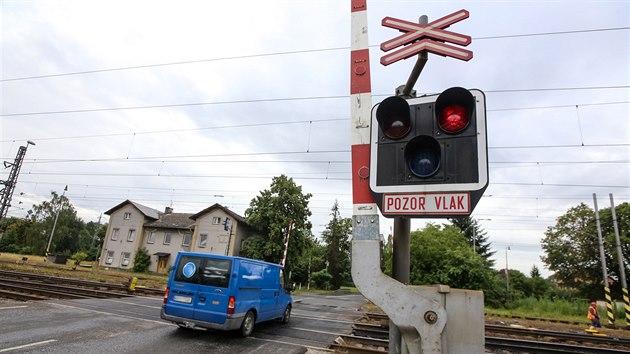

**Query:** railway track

left=0, top=269, right=164, bottom=300
left=485, top=336, right=630, bottom=353
left=335, top=313, right=630, bottom=353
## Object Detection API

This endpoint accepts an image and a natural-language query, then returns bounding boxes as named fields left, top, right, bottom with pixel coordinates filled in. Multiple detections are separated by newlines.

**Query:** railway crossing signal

left=380, top=9, right=472, bottom=65
left=369, top=87, right=488, bottom=218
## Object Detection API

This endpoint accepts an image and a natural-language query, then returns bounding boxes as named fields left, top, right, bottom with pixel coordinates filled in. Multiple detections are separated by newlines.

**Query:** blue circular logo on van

left=182, top=262, right=196, bottom=278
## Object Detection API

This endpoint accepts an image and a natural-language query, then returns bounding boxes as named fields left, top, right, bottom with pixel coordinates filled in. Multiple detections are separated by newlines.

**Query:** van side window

left=174, top=256, right=202, bottom=284
left=200, top=259, right=232, bottom=288
left=280, top=269, right=285, bottom=289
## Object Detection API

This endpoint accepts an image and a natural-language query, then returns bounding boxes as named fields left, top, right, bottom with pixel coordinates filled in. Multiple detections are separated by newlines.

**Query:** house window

left=127, top=229, right=136, bottom=242
left=121, top=252, right=131, bottom=266
left=212, top=217, right=221, bottom=225
left=199, top=234, right=208, bottom=247
left=147, top=231, right=156, bottom=244
left=111, top=228, right=119, bottom=241
left=123, top=212, right=131, bottom=220
left=164, top=233, right=171, bottom=245
left=105, top=251, right=114, bottom=264
left=182, top=234, right=192, bottom=246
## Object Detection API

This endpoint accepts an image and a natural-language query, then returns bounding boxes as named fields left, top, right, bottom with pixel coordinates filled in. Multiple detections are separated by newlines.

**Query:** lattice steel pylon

left=0, top=141, right=35, bottom=222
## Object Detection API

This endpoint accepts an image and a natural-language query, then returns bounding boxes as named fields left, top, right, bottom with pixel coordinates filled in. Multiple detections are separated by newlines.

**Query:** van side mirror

left=285, top=283, right=296, bottom=292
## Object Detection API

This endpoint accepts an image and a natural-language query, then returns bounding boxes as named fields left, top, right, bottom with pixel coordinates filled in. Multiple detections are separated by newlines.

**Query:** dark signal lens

left=405, top=136, right=441, bottom=178
left=439, top=104, right=469, bottom=133
left=376, top=96, right=411, bottom=139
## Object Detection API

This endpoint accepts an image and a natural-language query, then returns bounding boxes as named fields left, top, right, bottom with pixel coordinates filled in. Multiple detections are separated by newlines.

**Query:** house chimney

left=165, top=207, right=173, bottom=214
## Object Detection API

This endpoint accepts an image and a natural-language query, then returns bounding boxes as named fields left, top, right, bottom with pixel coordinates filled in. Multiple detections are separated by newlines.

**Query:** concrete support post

left=610, top=194, right=630, bottom=327
left=593, top=193, right=615, bottom=326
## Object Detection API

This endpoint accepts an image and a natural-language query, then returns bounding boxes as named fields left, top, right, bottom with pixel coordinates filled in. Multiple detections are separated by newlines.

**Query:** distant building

left=99, top=200, right=252, bottom=274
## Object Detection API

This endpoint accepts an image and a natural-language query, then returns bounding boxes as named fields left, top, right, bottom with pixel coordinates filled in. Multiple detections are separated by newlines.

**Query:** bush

left=70, top=251, right=88, bottom=270
left=133, top=248, right=151, bottom=273
left=311, top=270, right=332, bottom=290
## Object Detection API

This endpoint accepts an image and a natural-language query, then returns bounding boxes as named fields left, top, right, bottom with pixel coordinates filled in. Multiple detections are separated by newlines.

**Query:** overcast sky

left=1, top=0, right=628, bottom=277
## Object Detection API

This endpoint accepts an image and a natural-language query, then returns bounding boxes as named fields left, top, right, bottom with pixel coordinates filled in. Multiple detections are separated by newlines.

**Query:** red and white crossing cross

left=380, top=9, right=473, bottom=66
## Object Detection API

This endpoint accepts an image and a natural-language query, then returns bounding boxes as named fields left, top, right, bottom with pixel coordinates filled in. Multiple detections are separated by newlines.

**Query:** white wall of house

left=99, top=204, right=146, bottom=269
left=98, top=202, right=251, bottom=273
left=192, top=209, right=232, bottom=255
left=141, top=228, right=193, bottom=272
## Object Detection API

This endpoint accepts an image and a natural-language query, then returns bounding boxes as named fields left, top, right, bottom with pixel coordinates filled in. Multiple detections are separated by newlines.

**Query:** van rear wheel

left=240, top=311, right=255, bottom=337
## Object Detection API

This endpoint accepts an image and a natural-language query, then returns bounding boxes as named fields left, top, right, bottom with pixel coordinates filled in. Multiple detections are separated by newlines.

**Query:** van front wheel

left=240, top=311, right=255, bottom=337
left=281, top=305, right=291, bottom=324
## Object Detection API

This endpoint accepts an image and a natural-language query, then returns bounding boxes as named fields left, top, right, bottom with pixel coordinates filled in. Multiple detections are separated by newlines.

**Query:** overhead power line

left=3, top=100, right=628, bottom=143
left=2, top=26, right=627, bottom=82
left=2, top=86, right=628, bottom=117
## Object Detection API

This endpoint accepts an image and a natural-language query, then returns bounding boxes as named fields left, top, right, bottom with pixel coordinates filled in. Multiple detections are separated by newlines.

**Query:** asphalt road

left=0, top=293, right=366, bottom=353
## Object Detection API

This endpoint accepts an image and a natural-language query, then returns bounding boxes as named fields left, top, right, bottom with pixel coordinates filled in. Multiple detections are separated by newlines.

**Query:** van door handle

left=199, top=296, right=206, bottom=302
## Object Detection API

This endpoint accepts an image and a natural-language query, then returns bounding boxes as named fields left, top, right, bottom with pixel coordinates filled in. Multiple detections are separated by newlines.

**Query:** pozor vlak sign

left=369, top=88, right=489, bottom=218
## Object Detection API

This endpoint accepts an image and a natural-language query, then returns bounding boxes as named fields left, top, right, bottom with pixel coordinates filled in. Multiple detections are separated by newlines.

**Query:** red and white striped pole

left=279, top=220, right=293, bottom=267
left=350, top=0, right=376, bottom=214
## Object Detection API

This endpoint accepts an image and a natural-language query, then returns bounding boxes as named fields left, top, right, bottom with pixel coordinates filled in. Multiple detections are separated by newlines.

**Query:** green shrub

left=133, top=248, right=151, bottom=273
left=311, top=270, right=332, bottom=290
left=70, top=251, right=88, bottom=270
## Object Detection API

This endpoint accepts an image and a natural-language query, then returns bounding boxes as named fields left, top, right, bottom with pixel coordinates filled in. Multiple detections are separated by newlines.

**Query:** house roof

left=104, top=200, right=162, bottom=220
left=144, top=212, right=195, bottom=230
left=190, top=203, right=247, bottom=225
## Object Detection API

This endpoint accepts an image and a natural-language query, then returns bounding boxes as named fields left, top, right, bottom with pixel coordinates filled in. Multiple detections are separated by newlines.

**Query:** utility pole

left=610, top=194, right=629, bottom=327
left=505, top=246, right=511, bottom=301
left=46, top=185, right=68, bottom=256
left=0, top=141, right=35, bottom=223
left=593, top=193, right=615, bottom=326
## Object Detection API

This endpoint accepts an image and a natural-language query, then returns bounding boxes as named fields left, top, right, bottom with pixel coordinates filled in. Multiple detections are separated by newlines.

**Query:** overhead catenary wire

left=1, top=100, right=628, bottom=143
left=2, top=86, right=628, bottom=117
left=1, top=26, right=628, bottom=82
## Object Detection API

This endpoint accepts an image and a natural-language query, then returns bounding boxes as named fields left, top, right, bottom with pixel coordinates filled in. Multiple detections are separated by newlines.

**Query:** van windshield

left=200, top=258, right=232, bottom=288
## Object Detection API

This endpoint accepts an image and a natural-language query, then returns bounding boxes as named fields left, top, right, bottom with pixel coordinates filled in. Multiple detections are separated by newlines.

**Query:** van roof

left=176, top=251, right=284, bottom=269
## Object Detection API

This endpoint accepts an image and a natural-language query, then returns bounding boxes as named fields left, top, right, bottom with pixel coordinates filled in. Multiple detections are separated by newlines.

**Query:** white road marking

left=292, top=313, right=355, bottom=324
left=51, top=302, right=175, bottom=327
left=0, top=339, right=57, bottom=353
left=249, top=336, right=328, bottom=351
left=0, top=305, right=28, bottom=310
left=290, top=327, right=343, bottom=336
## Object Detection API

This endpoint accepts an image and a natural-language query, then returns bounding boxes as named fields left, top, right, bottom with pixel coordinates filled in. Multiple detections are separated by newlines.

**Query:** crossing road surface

left=0, top=293, right=366, bottom=353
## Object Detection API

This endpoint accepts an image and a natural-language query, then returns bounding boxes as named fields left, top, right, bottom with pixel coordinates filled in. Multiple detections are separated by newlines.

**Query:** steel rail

left=486, top=336, right=630, bottom=354
left=486, top=324, right=630, bottom=346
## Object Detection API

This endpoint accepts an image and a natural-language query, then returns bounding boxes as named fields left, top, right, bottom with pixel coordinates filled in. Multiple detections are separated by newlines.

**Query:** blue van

left=160, top=252, right=292, bottom=337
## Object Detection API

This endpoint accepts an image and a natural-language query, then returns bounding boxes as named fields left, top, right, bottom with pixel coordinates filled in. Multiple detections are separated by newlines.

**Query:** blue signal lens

left=405, top=136, right=441, bottom=178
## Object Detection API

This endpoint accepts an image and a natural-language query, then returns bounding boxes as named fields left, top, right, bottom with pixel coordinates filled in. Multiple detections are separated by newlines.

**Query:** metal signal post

left=0, top=141, right=35, bottom=224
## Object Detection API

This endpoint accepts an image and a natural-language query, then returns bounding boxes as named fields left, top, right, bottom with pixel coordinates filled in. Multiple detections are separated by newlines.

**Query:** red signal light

left=163, top=287, right=169, bottom=304
left=439, top=104, right=469, bottom=133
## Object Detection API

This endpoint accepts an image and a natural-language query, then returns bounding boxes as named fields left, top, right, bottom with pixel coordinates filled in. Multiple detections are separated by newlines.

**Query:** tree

left=241, top=175, right=313, bottom=278
left=321, top=200, right=352, bottom=289
left=133, top=248, right=151, bottom=273
left=530, top=264, right=542, bottom=278
left=539, top=203, right=630, bottom=299
left=450, top=216, right=495, bottom=266
left=30, top=190, right=82, bottom=255
left=405, top=224, right=494, bottom=291
left=541, top=204, right=598, bottom=295
left=290, top=239, right=326, bottom=288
